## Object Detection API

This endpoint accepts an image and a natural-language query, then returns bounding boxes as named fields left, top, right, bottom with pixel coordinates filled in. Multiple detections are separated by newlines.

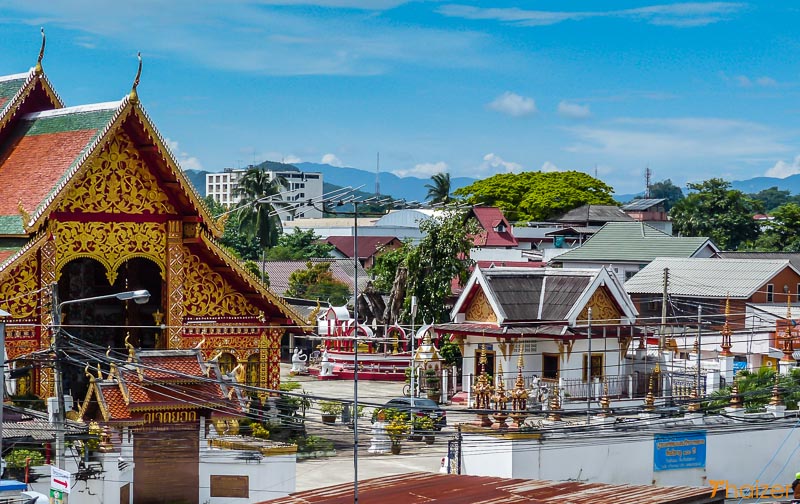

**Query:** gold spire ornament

left=35, top=28, right=45, bottom=74
left=598, top=379, right=611, bottom=415
left=547, top=385, right=562, bottom=421
left=782, top=294, right=795, bottom=362
left=728, top=378, right=743, bottom=409
left=769, top=372, right=784, bottom=407
left=719, top=295, right=733, bottom=356
left=129, top=52, right=143, bottom=103
left=644, top=374, right=656, bottom=411
left=472, top=344, right=494, bottom=426
left=687, top=386, right=701, bottom=412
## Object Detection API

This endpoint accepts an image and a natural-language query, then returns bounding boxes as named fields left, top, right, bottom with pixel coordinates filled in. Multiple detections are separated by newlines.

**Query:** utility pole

left=411, top=295, right=417, bottom=411
left=586, top=307, right=592, bottom=424
left=352, top=201, right=359, bottom=504
left=660, top=268, right=669, bottom=350
left=645, top=166, right=652, bottom=198
left=696, top=305, right=702, bottom=400
left=51, top=282, right=67, bottom=470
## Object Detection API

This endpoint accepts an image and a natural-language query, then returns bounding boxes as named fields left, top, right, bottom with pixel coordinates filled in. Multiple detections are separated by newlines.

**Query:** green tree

left=453, top=171, right=616, bottom=221
left=749, top=203, right=800, bottom=251
left=405, top=209, right=478, bottom=322
left=425, top=172, right=452, bottom=204
left=644, top=179, right=684, bottom=211
left=204, top=196, right=262, bottom=261
left=369, top=242, right=411, bottom=293
left=286, top=261, right=351, bottom=305
left=265, top=228, right=334, bottom=260
left=706, top=368, right=800, bottom=412
left=233, top=167, right=288, bottom=253
left=749, top=186, right=792, bottom=212
left=670, top=178, right=760, bottom=250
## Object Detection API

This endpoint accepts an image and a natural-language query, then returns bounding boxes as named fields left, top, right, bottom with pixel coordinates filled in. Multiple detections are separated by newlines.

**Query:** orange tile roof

left=139, top=355, right=203, bottom=380
left=98, top=385, right=133, bottom=421
left=0, top=129, right=98, bottom=215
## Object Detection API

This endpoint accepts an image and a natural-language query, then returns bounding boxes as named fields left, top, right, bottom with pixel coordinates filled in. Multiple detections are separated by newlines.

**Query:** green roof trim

left=0, top=78, right=26, bottom=104
left=555, top=221, right=714, bottom=263
left=22, top=108, right=117, bottom=136
left=0, top=216, right=25, bottom=235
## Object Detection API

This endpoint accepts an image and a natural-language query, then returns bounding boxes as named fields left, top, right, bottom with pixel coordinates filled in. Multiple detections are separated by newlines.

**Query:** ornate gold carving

left=259, top=333, right=269, bottom=404
left=465, top=289, right=497, bottom=323
left=577, top=287, right=621, bottom=325
left=166, top=221, right=185, bottom=349
left=53, top=220, right=166, bottom=284
left=58, top=131, right=176, bottom=215
left=183, top=222, right=199, bottom=239
left=0, top=253, right=39, bottom=319
left=17, top=201, right=30, bottom=227
left=183, top=251, right=259, bottom=317
left=39, top=237, right=56, bottom=397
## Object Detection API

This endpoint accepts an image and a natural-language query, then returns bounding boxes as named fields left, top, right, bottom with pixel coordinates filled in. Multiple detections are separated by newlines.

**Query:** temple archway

left=57, top=257, right=162, bottom=399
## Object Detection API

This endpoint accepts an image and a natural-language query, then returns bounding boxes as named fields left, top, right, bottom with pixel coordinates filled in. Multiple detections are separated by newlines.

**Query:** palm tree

left=425, top=172, right=451, bottom=204
left=233, top=167, right=288, bottom=253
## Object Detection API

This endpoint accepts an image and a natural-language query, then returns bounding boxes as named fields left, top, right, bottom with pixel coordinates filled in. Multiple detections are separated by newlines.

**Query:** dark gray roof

left=716, top=251, right=800, bottom=272
left=3, top=405, right=86, bottom=442
left=545, top=226, right=600, bottom=236
left=556, top=205, right=634, bottom=224
left=621, top=198, right=666, bottom=211
left=481, top=269, right=592, bottom=322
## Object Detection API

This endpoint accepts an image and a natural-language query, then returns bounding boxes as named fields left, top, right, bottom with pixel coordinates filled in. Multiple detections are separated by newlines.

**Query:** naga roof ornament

left=130, top=52, right=142, bottom=103
left=35, top=28, right=45, bottom=74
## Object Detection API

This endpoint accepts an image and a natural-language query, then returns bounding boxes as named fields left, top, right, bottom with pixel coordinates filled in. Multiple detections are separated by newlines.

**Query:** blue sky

left=2, top=1, right=800, bottom=194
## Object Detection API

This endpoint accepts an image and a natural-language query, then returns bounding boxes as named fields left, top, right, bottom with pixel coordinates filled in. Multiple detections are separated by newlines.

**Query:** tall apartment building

left=205, top=167, right=324, bottom=220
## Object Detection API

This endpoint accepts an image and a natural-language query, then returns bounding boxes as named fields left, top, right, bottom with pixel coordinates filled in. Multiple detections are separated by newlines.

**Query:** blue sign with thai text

left=653, top=431, right=706, bottom=471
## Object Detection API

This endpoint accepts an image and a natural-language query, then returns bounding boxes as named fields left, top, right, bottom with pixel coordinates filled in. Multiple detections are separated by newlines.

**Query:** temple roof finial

left=35, top=28, right=45, bottom=74
left=130, top=52, right=142, bottom=103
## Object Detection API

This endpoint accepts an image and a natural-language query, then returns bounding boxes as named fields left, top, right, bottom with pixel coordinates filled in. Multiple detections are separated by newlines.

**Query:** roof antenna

left=129, top=52, right=142, bottom=103
left=35, top=27, right=46, bottom=74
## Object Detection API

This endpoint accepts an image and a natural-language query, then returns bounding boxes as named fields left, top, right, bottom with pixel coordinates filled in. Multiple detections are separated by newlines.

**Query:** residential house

left=624, top=257, right=800, bottom=373
left=324, top=235, right=402, bottom=269
left=551, top=222, right=718, bottom=282
left=621, top=198, right=672, bottom=234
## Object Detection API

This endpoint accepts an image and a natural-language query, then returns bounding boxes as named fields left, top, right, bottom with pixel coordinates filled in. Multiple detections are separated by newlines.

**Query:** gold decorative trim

left=53, top=220, right=166, bottom=284
left=465, top=289, right=497, bottom=323
left=58, top=131, right=176, bottom=215
left=183, top=250, right=258, bottom=317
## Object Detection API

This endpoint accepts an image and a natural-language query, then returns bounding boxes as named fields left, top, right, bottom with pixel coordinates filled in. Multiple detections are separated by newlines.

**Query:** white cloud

left=438, top=2, right=745, bottom=28
left=566, top=117, right=790, bottom=160
left=766, top=156, right=800, bottom=178
left=541, top=161, right=560, bottom=172
left=480, top=153, right=522, bottom=173
left=392, top=161, right=449, bottom=178
left=756, top=76, right=778, bottom=87
left=557, top=100, right=591, bottom=119
left=4, top=2, right=490, bottom=76
left=283, top=154, right=302, bottom=164
left=735, top=75, right=752, bottom=87
left=321, top=153, right=344, bottom=167
left=488, top=92, right=537, bottom=117
left=165, top=138, right=203, bottom=170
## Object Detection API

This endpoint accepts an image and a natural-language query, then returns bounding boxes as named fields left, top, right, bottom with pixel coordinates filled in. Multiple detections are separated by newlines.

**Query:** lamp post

left=352, top=200, right=360, bottom=504
left=50, top=283, right=150, bottom=469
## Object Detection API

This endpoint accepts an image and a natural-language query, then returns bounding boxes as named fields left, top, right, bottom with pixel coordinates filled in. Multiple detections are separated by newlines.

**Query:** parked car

left=375, top=397, right=447, bottom=430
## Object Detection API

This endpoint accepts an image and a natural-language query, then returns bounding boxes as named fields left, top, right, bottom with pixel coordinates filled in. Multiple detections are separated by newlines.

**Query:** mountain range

left=185, top=163, right=800, bottom=205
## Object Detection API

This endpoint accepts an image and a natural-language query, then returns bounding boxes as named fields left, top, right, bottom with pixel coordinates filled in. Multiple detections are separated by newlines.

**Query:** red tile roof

left=325, top=235, right=401, bottom=259
left=470, top=207, right=518, bottom=247
left=139, top=354, right=204, bottom=380
left=260, top=472, right=720, bottom=504
left=0, top=129, right=99, bottom=215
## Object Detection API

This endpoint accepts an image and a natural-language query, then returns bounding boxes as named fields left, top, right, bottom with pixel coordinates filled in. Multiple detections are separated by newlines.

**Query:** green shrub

left=6, top=449, right=44, bottom=468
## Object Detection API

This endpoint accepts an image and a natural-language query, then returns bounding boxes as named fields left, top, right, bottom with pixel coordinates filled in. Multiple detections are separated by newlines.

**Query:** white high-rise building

left=205, top=166, right=324, bottom=220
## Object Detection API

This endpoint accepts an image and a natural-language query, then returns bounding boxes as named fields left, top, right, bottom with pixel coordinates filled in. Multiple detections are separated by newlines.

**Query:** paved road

left=281, top=364, right=465, bottom=492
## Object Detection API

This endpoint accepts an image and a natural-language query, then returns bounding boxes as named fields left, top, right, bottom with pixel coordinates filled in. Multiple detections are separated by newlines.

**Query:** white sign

left=51, top=466, right=71, bottom=494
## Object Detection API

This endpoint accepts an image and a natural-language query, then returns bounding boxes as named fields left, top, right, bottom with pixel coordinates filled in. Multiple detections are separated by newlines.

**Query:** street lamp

left=50, top=283, right=150, bottom=469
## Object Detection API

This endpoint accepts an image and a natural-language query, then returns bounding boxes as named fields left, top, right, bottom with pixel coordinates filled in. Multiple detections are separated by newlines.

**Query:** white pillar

left=441, top=368, right=449, bottom=404
left=718, top=356, right=734, bottom=386
left=779, top=360, right=795, bottom=376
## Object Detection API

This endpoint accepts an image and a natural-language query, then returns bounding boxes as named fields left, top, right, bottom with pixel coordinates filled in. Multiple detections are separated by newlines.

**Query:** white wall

left=462, top=417, right=800, bottom=492
left=199, top=449, right=296, bottom=504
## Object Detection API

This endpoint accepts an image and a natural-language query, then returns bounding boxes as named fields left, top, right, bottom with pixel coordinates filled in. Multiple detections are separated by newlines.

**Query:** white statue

left=320, top=349, right=334, bottom=377
left=291, top=347, right=308, bottom=374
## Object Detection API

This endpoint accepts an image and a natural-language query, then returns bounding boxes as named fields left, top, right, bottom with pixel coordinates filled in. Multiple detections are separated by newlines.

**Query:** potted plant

left=319, top=400, right=343, bottom=424
left=414, top=415, right=436, bottom=444
left=425, top=369, right=440, bottom=401
left=5, top=449, right=44, bottom=481
left=385, top=415, right=410, bottom=455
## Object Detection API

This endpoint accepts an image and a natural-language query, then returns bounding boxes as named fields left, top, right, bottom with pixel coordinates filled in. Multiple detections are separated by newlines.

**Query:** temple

left=0, top=39, right=309, bottom=403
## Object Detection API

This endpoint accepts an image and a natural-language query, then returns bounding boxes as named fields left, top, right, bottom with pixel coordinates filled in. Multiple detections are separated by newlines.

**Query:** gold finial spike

left=599, top=379, right=611, bottom=413
left=644, top=374, right=656, bottom=411
left=687, top=386, right=700, bottom=412
left=728, top=378, right=743, bottom=409
left=130, top=52, right=142, bottom=103
left=517, top=345, right=524, bottom=370
left=106, top=346, right=111, bottom=358
left=547, top=385, right=562, bottom=421
left=96, top=364, right=103, bottom=380
left=770, top=372, right=783, bottom=407
left=719, top=294, right=733, bottom=356
left=84, top=364, right=93, bottom=381
left=125, top=333, right=136, bottom=362
left=35, top=28, right=45, bottom=74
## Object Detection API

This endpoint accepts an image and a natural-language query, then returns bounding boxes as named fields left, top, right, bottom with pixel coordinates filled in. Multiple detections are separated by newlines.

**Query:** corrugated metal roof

left=262, top=258, right=368, bottom=296
left=555, top=222, right=712, bottom=263
left=556, top=205, right=634, bottom=224
left=259, top=472, right=721, bottom=504
left=625, top=257, right=793, bottom=298
left=717, top=251, right=800, bottom=272
left=622, top=198, right=667, bottom=211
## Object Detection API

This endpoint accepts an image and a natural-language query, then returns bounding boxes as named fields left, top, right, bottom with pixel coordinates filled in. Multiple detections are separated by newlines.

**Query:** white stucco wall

left=199, top=449, right=296, bottom=504
left=462, top=418, right=800, bottom=493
